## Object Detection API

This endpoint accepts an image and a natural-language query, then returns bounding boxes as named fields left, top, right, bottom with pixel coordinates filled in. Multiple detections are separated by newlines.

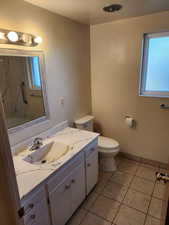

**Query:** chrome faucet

left=29, top=137, right=43, bottom=151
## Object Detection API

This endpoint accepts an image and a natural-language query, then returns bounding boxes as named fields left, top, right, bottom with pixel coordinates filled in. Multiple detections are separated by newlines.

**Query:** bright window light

left=30, top=56, right=41, bottom=89
left=140, top=32, right=169, bottom=97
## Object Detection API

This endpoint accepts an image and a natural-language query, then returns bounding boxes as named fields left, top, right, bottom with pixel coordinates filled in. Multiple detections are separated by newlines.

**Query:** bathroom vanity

left=13, top=127, right=99, bottom=225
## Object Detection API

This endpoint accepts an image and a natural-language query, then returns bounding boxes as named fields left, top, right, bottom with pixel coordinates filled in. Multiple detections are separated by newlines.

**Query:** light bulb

left=34, top=36, right=42, bottom=44
left=0, top=32, right=5, bottom=40
left=7, top=31, right=19, bottom=42
left=22, top=34, right=29, bottom=43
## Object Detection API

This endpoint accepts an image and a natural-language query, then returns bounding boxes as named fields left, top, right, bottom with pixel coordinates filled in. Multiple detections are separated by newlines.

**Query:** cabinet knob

left=87, top=163, right=91, bottom=167
left=29, top=204, right=34, bottom=209
left=30, top=214, right=36, bottom=220
left=65, top=184, right=71, bottom=189
left=71, top=179, right=75, bottom=183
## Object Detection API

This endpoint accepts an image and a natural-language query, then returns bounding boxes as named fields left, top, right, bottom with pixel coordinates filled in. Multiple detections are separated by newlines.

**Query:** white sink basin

left=23, top=142, right=69, bottom=164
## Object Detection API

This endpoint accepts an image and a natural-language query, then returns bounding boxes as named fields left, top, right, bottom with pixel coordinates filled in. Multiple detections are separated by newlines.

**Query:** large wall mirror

left=0, top=49, right=49, bottom=133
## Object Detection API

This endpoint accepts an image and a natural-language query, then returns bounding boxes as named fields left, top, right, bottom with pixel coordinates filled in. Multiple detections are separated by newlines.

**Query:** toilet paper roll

left=125, top=117, right=134, bottom=128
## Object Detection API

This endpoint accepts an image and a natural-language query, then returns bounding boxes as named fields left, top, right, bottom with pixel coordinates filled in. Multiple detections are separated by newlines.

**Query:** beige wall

left=91, top=11, right=169, bottom=164
left=0, top=0, right=91, bottom=145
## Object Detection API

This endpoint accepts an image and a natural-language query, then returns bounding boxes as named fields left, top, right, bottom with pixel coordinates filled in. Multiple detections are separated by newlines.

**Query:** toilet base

left=99, top=156, right=117, bottom=172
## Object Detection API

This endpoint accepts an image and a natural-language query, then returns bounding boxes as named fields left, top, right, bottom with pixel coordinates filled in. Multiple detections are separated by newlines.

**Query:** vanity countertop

left=13, top=127, right=99, bottom=199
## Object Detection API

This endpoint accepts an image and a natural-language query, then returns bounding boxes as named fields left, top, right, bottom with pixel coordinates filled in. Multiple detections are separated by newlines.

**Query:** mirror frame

left=0, top=48, right=50, bottom=134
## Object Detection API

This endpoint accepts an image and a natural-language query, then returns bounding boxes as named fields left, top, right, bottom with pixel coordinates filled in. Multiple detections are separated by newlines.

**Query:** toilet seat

left=98, top=136, right=119, bottom=153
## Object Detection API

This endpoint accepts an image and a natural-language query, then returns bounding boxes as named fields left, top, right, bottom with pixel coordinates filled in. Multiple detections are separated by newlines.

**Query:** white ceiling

left=24, top=0, right=169, bottom=25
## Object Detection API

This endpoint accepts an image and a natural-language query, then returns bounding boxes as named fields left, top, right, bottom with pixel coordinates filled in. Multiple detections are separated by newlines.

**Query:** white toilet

left=74, top=115, right=120, bottom=172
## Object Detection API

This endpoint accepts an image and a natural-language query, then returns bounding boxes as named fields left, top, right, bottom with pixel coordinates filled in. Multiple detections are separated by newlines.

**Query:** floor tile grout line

left=100, top=192, right=127, bottom=205
left=121, top=202, right=147, bottom=215
left=66, top=206, right=87, bottom=225
left=100, top=171, right=135, bottom=204
left=120, top=168, right=149, bottom=214
left=120, top=171, right=163, bottom=221
left=113, top=162, right=157, bottom=225
left=135, top=174, right=157, bottom=183
left=78, top=209, right=89, bottom=225
left=122, top=201, right=150, bottom=215
left=87, top=168, right=129, bottom=225
left=110, top=194, right=123, bottom=224
left=79, top=174, right=113, bottom=225
left=109, top=173, right=134, bottom=185
left=142, top=176, right=158, bottom=225
left=82, top=196, right=99, bottom=212
left=88, top=190, right=122, bottom=223
left=133, top=174, right=156, bottom=183
left=128, top=184, right=155, bottom=197
left=91, top=194, right=122, bottom=225
left=116, top=158, right=163, bottom=223
left=79, top=189, right=104, bottom=225
left=81, top=173, right=120, bottom=224
left=146, top=196, right=166, bottom=221
left=122, top=162, right=162, bottom=224
left=87, top=209, right=115, bottom=223
left=111, top=164, right=138, bottom=225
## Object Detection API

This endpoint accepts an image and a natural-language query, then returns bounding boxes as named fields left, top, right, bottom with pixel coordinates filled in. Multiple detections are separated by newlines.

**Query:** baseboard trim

left=119, top=152, right=168, bottom=170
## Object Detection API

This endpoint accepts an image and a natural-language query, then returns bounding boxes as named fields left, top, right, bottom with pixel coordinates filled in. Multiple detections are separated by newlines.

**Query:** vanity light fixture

left=0, top=28, right=42, bottom=47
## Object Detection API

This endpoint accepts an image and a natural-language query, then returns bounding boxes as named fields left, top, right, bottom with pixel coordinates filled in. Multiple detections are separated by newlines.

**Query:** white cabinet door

left=86, top=150, right=98, bottom=195
left=49, top=162, right=85, bottom=225
left=49, top=175, right=72, bottom=225
left=24, top=198, right=50, bottom=225
left=70, top=163, right=85, bottom=216
left=33, top=198, right=51, bottom=225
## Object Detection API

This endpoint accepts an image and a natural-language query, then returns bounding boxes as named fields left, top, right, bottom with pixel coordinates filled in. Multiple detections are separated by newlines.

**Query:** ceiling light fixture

left=103, top=4, right=122, bottom=13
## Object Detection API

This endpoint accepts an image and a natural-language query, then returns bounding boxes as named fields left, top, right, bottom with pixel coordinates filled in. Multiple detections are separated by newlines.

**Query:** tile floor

left=67, top=157, right=167, bottom=225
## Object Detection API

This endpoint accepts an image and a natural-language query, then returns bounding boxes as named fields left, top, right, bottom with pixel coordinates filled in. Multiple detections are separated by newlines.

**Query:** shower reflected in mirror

left=0, top=50, right=49, bottom=131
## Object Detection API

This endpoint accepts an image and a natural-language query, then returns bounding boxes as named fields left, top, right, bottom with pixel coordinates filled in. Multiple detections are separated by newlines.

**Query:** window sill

left=139, top=92, right=169, bottom=98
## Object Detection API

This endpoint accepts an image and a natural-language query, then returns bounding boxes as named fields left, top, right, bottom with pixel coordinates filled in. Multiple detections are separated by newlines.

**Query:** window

left=29, top=56, right=41, bottom=90
left=140, top=32, right=169, bottom=97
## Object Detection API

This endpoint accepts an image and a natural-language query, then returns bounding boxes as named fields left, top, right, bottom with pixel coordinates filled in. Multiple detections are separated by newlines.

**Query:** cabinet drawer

left=21, top=186, right=46, bottom=216
left=47, top=151, right=84, bottom=192
left=85, top=139, right=98, bottom=158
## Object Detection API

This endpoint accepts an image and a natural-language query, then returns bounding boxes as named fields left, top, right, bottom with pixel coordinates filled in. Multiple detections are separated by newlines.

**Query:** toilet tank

left=74, top=115, right=94, bottom=131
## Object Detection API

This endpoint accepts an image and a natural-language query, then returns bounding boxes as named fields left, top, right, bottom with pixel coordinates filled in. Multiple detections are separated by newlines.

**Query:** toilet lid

left=98, top=136, right=119, bottom=149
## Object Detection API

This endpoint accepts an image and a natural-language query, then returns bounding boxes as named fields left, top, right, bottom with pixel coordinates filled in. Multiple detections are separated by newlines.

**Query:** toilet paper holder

left=125, top=115, right=135, bottom=128
left=160, top=104, right=169, bottom=109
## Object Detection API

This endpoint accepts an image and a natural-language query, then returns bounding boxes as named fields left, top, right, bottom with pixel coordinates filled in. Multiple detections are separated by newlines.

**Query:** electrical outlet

left=59, top=97, right=64, bottom=106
